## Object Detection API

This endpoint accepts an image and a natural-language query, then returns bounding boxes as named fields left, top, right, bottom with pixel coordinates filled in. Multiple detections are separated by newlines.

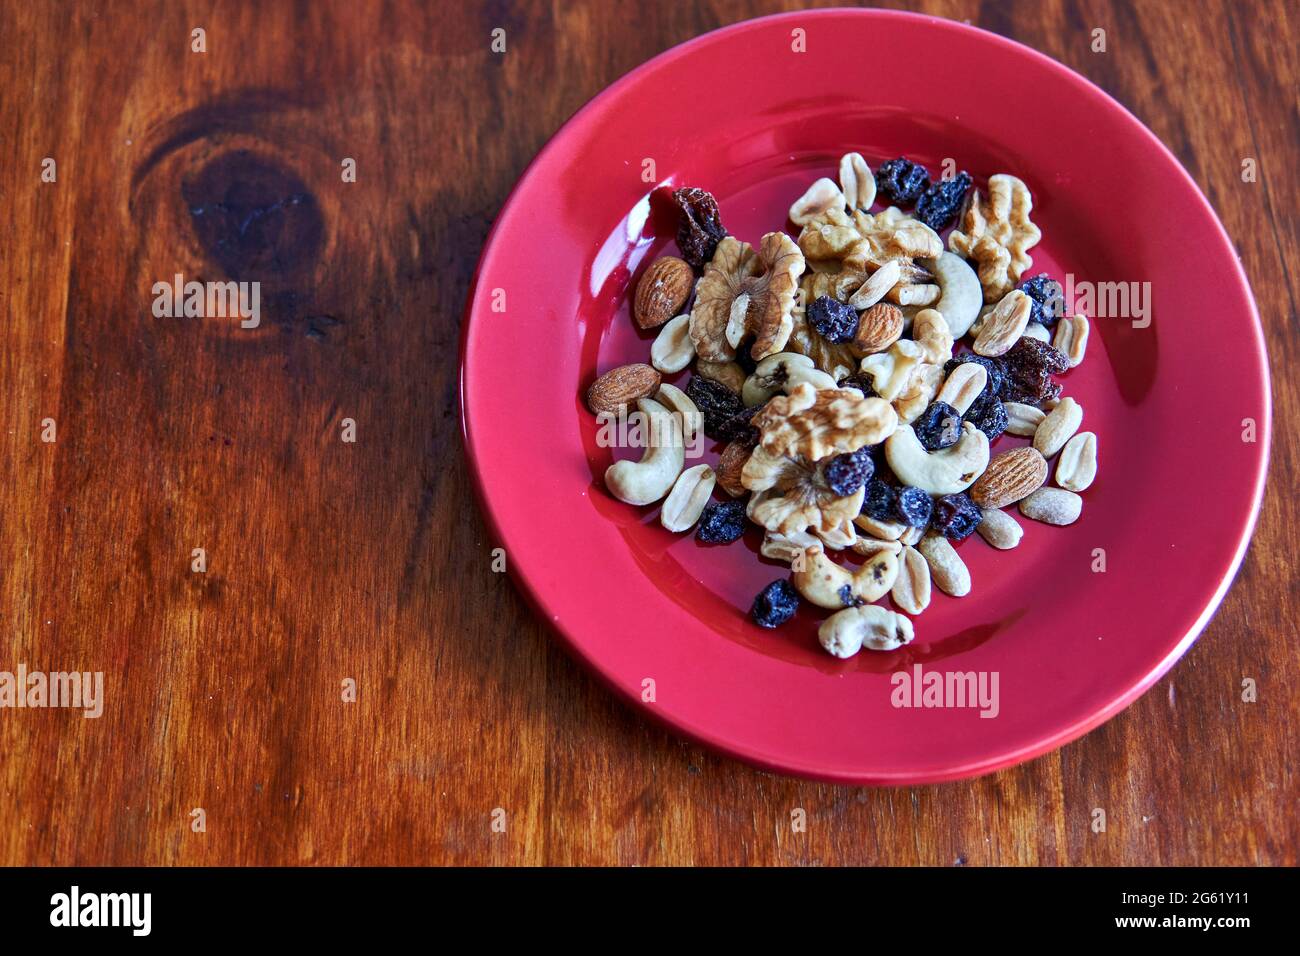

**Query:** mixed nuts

left=585, top=154, right=1101, bottom=658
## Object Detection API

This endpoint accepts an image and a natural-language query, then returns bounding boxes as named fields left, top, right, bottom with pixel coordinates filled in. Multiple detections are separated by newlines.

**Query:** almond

left=851, top=302, right=904, bottom=356
left=715, top=439, right=753, bottom=497
left=633, top=256, right=693, bottom=329
left=969, top=446, right=1048, bottom=509
left=586, top=363, right=661, bottom=415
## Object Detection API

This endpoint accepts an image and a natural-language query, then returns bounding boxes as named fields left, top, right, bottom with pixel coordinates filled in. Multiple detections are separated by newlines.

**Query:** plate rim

left=458, top=8, right=1272, bottom=784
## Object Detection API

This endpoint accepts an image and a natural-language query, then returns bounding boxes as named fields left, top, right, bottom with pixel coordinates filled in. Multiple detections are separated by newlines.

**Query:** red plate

left=460, top=10, right=1269, bottom=783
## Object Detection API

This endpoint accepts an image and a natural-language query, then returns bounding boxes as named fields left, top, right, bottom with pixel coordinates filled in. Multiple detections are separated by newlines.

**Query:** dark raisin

left=836, top=372, right=877, bottom=398
left=823, top=446, right=875, bottom=497
left=999, top=337, right=1069, bottom=405
left=860, top=478, right=897, bottom=522
left=914, top=400, right=962, bottom=451
left=915, top=171, right=972, bottom=231
left=931, top=493, right=982, bottom=541
left=686, top=376, right=744, bottom=441
left=672, top=187, right=728, bottom=271
left=806, top=295, right=859, bottom=343
left=718, top=404, right=763, bottom=445
left=696, top=500, right=747, bottom=544
left=964, top=391, right=1008, bottom=440
left=1019, top=273, right=1065, bottom=326
left=944, top=353, right=1005, bottom=398
left=750, top=579, right=799, bottom=628
left=877, top=158, right=930, bottom=206
left=733, top=339, right=759, bottom=376
left=1006, top=336, right=1070, bottom=375
left=894, top=486, right=934, bottom=528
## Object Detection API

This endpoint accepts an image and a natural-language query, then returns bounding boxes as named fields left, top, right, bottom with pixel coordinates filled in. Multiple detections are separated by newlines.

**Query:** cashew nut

left=884, top=422, right=990, bottom=495
left=924, top=252, right=982, bottom=338
left=792, top=543, right=898, bottom=610
left=818, top=604, right=915, bottom=658
left=741, top=352, right=837, bottom=406
left=603, top=398, right=684, bottom=505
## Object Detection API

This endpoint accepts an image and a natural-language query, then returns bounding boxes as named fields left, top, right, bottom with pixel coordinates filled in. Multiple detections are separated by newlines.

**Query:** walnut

left=948, top=174, right=1041, bottom=303
left=750, top=382, right=897, bottom=462
left=688, top=233, right=804, bottom=363
left=741, top=453, right=865, bottom=536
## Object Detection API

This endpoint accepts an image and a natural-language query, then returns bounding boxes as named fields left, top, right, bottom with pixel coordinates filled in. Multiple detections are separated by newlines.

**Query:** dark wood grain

left=1, top=0, right=1295, bottom=866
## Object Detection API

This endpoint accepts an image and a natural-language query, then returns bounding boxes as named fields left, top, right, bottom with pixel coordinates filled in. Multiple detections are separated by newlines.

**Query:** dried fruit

left=806, top=295, right=858, bottom=343
left=1019, top=273, right=1064, bottom=326
left=969, top=446, right=1048, bottom=509
left=836, top=371, right=877, bottom=398
left=999, top=337, right=1066, bottom=406
left=633, top=256, right=694, bottom=329
left=696, top=499, right=747, bottom=544
left=688, top=233, right=804, bottom=362
left=861, top=478, right=897, bottom=522
left=673, top=187, right=727, bottom=270
left=915, top=171, right=971, bottom=231
left=964, top=390, right=1009, bottom=440
left=877, top=158, right=931, bottom=205
left=914, top=400, right=963, bottom=451
left=751, top=579, right=800, bottom=629
left=685, top=375, right=745, bottom=441
left=930, top=492, right=982, bottom=541
left=586, top=363, right=662, bottom=415
left=824, top=446, right=875, bottom=497
left=894, top=486, right=934, bottom=528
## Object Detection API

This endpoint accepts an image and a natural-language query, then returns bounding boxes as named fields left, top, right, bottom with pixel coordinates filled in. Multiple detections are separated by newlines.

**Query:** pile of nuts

left=584, top=158, right=1098, bottom=658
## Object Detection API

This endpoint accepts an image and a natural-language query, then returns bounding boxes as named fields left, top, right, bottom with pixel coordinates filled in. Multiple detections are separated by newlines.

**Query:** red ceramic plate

left=460, top=10, right=1269, bottom=783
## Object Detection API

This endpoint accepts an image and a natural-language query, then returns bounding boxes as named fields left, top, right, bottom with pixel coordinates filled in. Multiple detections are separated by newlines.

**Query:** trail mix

left=585, top=156, right=1098, bottom=659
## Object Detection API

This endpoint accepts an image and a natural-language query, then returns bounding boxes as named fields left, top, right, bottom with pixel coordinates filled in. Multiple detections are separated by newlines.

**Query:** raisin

left=894, top=486, right=934, bottom=528
left=696, top=499, right=747, bottom=544
left=807, top=295, right=859, bottom=343
left=931, top=493, right=982, bottom=541
left=751, top=579, right=799, bottom=628
left=999, top=338, right=1068, bottom=405
left=823, top=446, right=875, bottom=497
left=861, top=478, right=897, bottom=522
left=877, top=158, right=930, bottom=206
left=718, top=404, right=763, bottom=445
left=672, top=187, right=728, bottom=271
left=964, top=391, right=1008, bottom=440
left=1019, top=273, right=1065, bottom=326
left=915, top=172, right=972, bottom=231
left=836, top=372, right=877, bottom=398
left=914, top=400, right=962, bottom=451
left=686, top=376, right=745, bottom=441
left=944, top=353, right=1005, bottom=398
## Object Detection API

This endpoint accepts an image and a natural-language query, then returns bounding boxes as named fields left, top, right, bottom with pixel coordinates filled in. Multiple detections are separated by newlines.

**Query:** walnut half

left=688, top=233, right=804, bottom=363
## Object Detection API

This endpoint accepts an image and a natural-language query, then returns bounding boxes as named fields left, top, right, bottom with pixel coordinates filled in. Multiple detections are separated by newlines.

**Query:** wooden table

left=2, top=0, right=1295, bottom=866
